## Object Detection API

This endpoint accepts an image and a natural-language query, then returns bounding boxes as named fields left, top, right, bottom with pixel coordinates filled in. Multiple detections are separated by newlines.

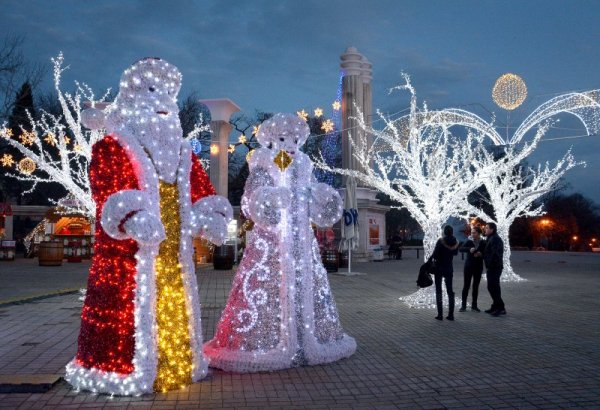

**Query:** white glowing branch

left=317, top=74, right=485, bottom=260
left=513, top=90, right=600, bottom=144
left=470, top=124, right=583, bottom=280
left=0, top=53, right=109, bottom=217
left=392, top=90, right=600, bottom=146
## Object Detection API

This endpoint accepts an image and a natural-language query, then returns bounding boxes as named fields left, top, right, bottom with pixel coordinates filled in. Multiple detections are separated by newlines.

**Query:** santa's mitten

left=122, top=210, right=166, bottom=245
left=247, top=186, right=292, bottom=228
left=191, top=195, right=233, bottom=246
left=309, top=183, right=343, bottom=227
left=101, top=190, right=165, bottom=245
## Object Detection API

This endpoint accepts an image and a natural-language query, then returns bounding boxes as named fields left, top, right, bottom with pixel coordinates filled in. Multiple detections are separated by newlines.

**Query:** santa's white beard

left=137, top=128, right=183, bottom=183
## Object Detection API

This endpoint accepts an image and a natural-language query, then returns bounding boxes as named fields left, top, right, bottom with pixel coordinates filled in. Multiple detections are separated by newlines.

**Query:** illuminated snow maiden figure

left=204, top=113, right=356, bottom=372
left=65, top=58, right=232, bottom=395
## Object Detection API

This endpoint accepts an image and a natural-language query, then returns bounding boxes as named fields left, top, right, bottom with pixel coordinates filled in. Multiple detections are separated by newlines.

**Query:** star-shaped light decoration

left=332, top=100, right=341, bottom=111
left=1, top=128, right=13, bottom=138
left=228, top=144, right=236, bottom=153
left=44, top=133, right=57, bottom=146
left=296, top=110, right=308, bottom=122
left=239, top=134, right=247, bottom=144
left=252, top=125, right=260, bottom=136
left=321, top=119, right=335, bottom=133
left=314, top=107, right=323, bottom=118
left=1, top=153, right=14, bottom=167
left=246, top=149, right=255, bottom=163
left=274, top=149, right=293, bottom=171
left=62, top=136, right=71, bottom=145
left=19, top=131, right=36, bottom=146
left=73, top=143, right=83, bottom=153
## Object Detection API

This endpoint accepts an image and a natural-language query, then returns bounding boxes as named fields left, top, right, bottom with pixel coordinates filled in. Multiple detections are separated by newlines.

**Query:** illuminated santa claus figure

left=204, top=113, right=356, bottom=372
left=66, top=58, right=232, bottom=395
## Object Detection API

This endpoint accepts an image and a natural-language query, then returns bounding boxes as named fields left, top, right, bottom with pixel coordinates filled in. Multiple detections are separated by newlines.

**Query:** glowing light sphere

left=210, top=143, right=219, bottom=155
left=18, top=157, right=36, bottom=174
left=492, top=73, right=527, bottom=110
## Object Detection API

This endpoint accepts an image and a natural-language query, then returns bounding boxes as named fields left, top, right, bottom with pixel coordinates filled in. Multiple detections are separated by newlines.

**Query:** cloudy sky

left=2, top=0, right=599, bottom=202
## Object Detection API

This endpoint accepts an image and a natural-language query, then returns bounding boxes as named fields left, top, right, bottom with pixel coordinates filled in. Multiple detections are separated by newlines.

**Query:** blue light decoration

left=191, top=102, right=212, bottom=159
left=190, top=138, right=202, bottom=155
left=313, top=70, right=344, bottom=187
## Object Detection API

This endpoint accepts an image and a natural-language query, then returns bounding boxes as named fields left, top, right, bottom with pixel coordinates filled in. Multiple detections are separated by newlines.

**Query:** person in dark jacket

left=431, top=225, right=459, bottom=321
left=483, top=222, right=506, bottom=316
left=389, top=229, right=403, bottom=260
left=459, top=226, right=486, bottom=312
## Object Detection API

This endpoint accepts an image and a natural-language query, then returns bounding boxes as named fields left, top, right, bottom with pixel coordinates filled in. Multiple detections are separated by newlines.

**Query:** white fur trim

left=100, top=190, right=155, bottom=240
left=191, top=195, right=233, bottom=246
left=309, top=182, right=343, bottom=227
left=247, top=186, right=292, bottom=229
left=66, top=132, right=162, bottom=395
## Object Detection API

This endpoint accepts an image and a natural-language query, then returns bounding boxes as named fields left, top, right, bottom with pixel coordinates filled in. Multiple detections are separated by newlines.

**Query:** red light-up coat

left=65, top=133, right=228, bottom=394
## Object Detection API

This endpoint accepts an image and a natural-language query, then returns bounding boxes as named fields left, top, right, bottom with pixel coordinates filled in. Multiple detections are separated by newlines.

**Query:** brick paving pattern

left=0, top=251, right=599, bottom=408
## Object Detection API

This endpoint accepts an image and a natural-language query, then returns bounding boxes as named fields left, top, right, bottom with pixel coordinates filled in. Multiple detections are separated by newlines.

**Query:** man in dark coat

left=483, top=222, right=506, bottom=316
left=389, top=229, right=403, bottom=260
left=431, top=225, right=459, bottom=321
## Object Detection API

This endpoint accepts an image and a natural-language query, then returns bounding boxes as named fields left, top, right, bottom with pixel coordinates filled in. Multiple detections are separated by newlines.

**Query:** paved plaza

left=0, top=251, right=599, bottom=409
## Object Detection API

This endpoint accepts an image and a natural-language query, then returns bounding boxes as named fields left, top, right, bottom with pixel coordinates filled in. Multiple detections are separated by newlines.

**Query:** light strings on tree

left=318, top=71, right=597, bottom=300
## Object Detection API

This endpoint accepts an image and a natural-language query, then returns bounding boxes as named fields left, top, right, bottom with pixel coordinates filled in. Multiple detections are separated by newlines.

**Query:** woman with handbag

left=431, top=225, right=459, bottom=321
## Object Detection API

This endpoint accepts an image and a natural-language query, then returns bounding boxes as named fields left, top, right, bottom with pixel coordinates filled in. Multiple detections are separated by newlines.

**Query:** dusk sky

left=1, top=0, right=599, bottom=202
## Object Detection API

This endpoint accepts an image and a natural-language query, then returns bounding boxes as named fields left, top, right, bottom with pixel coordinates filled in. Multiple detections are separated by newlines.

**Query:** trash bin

left=339, top=251, right=349, bottom=268
left=372, top=246, right=384, bottom=262
left=322, top=249, right=339, bottom=273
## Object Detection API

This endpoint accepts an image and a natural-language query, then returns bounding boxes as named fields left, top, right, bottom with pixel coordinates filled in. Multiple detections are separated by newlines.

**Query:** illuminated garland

left=204, top=113, right=356, bottom=372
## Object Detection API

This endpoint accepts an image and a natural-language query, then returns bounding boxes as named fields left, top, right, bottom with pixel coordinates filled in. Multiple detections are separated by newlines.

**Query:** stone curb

left=0, top=288, right=81, bottom=307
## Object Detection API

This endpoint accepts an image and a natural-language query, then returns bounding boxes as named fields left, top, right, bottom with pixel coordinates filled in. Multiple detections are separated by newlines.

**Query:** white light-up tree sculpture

left=390, top=81, right=599, bottom=282
left=0, top=53, right=107, bottom=216
left=317, top=75, right=485, bottom=308
left=469, top=125, right=582, bottom=281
